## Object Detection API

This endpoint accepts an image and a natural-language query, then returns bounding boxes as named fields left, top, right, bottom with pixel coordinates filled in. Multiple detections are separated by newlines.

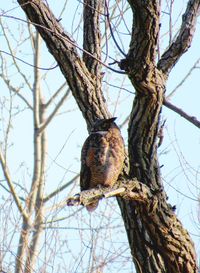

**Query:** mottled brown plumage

left=80, top=117, right=125, bottom=211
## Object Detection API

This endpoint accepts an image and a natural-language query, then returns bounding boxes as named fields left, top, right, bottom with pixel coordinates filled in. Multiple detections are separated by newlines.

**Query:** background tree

left=0, top=1, right=200, bottom=273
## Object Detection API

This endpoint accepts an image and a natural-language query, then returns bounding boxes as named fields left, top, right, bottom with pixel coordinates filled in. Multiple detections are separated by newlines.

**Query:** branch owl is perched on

left=80, top=117, right=125, bottom=211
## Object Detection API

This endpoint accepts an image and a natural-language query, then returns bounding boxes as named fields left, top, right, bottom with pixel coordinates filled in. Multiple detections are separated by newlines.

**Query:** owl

left=80, top=117, right=125, bottom=211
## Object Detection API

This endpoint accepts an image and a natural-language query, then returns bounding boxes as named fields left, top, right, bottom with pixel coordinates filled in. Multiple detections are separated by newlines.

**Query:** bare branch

left=166, top=57, right=200, bottom=99
left=0, top=49, right=58, bottom=71
left=39, top=88, right=70, bottom=134
left=25, top=33, right=46, bottom=273
left=105, top=0, right=126, bottom=57
left=169, top=0, right=174, bottom=46
left=67, top=179, right=158, bottom=213
left=164, top=99, right=200, bottom=129
left=0, top=148, right=28, bottom=220
left=0, top=74, right=33, bottom=110
left=0, top=16, right=32, bottom=91
left=17, top=0, right=110, bottom=126
left=158, top=0, right=200, bottom=75
left=28, top=32, right=42, bottom=213
left=43, top=174, right=79, bottom=203
left=1, top=14, right=125, bottom=75
left=45, top=82, right=68, bottom=108
left=15, top=220, right=31, bottom=273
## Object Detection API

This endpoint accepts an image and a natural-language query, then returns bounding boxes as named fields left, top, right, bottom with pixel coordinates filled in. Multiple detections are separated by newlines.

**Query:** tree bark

left=18, top=0, right=110, bottom=130
left=117, top=1, right=199, bottom=272
left=17, top=0, right=199, bottom=272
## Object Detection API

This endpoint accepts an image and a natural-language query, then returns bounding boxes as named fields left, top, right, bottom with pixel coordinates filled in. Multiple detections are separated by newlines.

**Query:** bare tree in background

left=0, top=1, right=200, bottom=273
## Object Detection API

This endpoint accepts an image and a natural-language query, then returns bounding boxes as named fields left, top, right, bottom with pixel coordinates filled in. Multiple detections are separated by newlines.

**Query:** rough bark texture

left=117, top=1, right=199, bottom=272
left=158, top=0, right=200, bottom=75
left=18, top=0, right=110, bottom=130
left=17, top=0, right=199, bottom=272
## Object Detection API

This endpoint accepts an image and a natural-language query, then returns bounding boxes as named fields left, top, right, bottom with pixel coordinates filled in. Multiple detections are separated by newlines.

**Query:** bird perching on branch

left=80, top=117, right=125, bottom=211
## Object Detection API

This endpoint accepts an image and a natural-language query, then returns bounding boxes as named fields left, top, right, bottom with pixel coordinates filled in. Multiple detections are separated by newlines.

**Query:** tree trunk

left=117, top=64, right=196, bottom=272
left=17, top=0, right=199, bottom=272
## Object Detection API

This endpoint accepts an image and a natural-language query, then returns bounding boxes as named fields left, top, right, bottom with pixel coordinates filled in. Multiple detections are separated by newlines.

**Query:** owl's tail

left=86, top=200, right=99, bottom=212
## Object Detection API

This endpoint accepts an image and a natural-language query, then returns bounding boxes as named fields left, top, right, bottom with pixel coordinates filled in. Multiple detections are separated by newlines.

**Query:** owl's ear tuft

left=108, top=117, right=117, bottom=123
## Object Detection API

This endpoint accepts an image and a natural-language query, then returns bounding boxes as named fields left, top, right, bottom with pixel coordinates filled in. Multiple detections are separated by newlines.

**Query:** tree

left=0, top=1, right=199, bottom=272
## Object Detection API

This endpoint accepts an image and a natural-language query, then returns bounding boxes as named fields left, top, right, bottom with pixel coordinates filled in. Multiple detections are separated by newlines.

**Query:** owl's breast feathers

left=80, top=127, right=125, bottom=192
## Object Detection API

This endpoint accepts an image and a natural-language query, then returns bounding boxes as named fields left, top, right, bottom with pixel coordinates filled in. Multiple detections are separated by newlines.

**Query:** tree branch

left=17, top=1, right=198, bottom=272
left=44, top=174, right=79, bottom=203
left=126, top=0, right=161, bottom=68
left=83, top=0, right=102, bottom=79
left=119, top=0, right=163, bottom=97
left=117, top=1, right=198, bottom=272
left=164, top=99, right=200, bottom=129
left=45, top=82, right=67, bottom=108
left=0, top=74, right=33, bottom=110
left=38, top=88, right=70, bottom=134
left=0, top=148, right=28, bottom=220
left=105, top=0, right=126, bottom=57
left=67, top=177, right=197, bottom=272
left=28, top=32, right=42, bottom=214
left=17, top=0, right=110, bottom=128
left=166, top=57, right=200, bottom=99
left=0, top=16, right=32, bottom=91
left=158, top=0, right=200, bottom=76
left=66, top=179, right=158, bottom=213
left=25, top=33, right=46, bottom=273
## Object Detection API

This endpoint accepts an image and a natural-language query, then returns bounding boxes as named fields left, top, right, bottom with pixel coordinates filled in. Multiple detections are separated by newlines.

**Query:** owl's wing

left=80, top=136, right=101, bottom=212
left=80, top=137, right=91, bottom=191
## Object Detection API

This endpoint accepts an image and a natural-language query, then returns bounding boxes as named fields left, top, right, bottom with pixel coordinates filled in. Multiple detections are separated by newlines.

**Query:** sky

left=0, top=0, right=199, bottom=272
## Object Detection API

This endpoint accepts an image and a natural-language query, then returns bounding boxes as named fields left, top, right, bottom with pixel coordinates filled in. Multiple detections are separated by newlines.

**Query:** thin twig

left=102, top=80, right=134, bottom=94
left=1, top=14, right=126, bottom=74
left=0, top=74, right=33, bottom=110
left=43, top=174, right=80, bottom=203
left=169, top=0, right=174, bottom=45
left=166, top=57, right=200, bottom=99
left=39, top=88, right=70, bottom=134
left=105, top=0, right=126, bottom=57
left=164, top=99, right=200, bottom=129
left=45, top=82, right=68, bottom=108
left=0, top=17, right=32, bottom=90
left=0, top=50, right=58, bottom=71
left=0, top=148, right=28, bottom=220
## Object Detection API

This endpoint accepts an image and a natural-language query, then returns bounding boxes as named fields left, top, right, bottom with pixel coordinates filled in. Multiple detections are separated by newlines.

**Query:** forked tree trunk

left=17, top=0, right=199, bottom=272
left=117, top=65, right=196, bottom=272
left=116, top=2, right=198, bottom=271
